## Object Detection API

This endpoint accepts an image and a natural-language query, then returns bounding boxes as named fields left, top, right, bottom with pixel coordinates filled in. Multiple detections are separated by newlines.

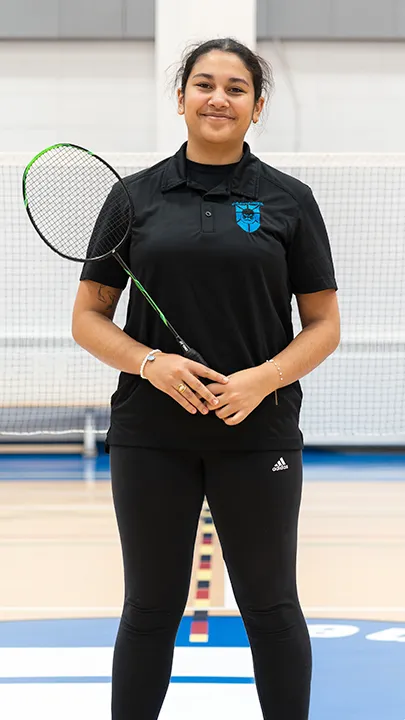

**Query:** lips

left=201, top=114, right=234, bottom=120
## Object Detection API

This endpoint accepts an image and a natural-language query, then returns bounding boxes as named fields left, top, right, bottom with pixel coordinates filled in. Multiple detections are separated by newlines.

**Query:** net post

left=83, top=411, right=97, bottom=458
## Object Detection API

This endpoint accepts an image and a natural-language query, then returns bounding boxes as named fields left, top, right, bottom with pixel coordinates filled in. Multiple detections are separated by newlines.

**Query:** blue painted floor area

left=0, top=447, right=404, bottom=482
left=0, top=615, right=404, bottom=718
left=0, top=453, right=110, bottom=481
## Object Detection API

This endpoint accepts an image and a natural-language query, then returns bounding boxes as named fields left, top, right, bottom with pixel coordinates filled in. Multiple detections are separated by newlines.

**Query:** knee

left=121, top=599, right=184, bottom=638
left=241, top=600, right=303, bottom=640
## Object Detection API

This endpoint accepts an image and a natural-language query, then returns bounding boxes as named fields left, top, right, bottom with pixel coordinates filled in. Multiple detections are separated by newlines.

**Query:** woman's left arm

left=258, top=288, right=341, bottom=396
left=207, top=289, right=340, bottom=425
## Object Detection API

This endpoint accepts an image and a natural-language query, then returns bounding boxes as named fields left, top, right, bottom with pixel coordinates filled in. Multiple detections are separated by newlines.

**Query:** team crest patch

left=232, top=201, right=263, bottom=233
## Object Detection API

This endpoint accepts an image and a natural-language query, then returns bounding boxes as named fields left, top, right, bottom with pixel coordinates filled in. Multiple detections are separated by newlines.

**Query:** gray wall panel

left=125, top=0, right=154, bottom=38
left=0, top=0, right=58, bottom=38
left=258, top=0, right=332, bottom=39
left=59, top=0, right=123, bottom=38
left=256, top=0, right=268, bottom=39
left=331, top=0, right=395, bottom=38
left=0, top=0, right=402, bottom=41
left=394, top=0, right=405, bottom=37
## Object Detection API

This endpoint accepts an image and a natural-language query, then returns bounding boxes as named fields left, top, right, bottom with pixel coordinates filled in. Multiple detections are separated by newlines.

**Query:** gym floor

left=0, top=448, right=404, bottom=719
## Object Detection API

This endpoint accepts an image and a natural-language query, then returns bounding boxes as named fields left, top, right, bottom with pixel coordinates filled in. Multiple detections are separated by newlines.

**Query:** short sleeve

left=288, top=188, right=338, bottom=295
left=79, top=186, right=130, bottom=290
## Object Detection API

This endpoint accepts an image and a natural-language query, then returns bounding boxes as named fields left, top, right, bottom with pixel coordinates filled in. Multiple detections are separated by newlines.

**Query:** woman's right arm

left=71, top=280, right=228, bottom=414
left=72, top=279, right=151, bottom=374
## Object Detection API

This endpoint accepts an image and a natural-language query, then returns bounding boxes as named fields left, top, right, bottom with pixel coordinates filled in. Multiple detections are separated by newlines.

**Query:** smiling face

left=177, top=50, right=264, bottom=150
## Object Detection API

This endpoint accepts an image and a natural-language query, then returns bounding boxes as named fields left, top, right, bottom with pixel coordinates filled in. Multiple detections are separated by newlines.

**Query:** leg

left=205, top=450, right=311, bottom=720
left=110, top=446, right=204, bottom=720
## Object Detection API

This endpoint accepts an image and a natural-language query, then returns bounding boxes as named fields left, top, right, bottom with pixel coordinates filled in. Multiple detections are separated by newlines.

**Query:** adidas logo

left=272, top=457, right=289, bottom=472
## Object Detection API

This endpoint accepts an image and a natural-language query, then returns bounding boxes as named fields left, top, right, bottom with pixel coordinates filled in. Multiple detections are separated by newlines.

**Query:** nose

left=207, top=88, right=229, bottom=108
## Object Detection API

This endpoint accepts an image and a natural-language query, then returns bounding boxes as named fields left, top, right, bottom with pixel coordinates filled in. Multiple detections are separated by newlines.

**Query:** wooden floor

left=0, top=470, right=404, bottom=623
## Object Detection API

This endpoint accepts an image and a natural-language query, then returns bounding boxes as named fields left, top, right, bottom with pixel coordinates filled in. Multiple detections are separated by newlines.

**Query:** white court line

left=303, top=607, right=405, bottom=613
left=0, top=505, right=111, bottom=512
left=0, top=541, right=117, bottom=546
left=0, top=684, right=260, bottom=720
left=0, top=475, right=111, bottom=480
left=2, top=504, right=404, bottom=513
left=0, top=607, right=122, bottom=613
left=0, top=647, right=253, bottom=678
left=1, top=606, right=405, bottom=614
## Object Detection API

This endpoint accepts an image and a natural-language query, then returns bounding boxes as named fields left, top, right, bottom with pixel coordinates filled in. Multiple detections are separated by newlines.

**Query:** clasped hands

left=143, top=352, right=273, bottom=426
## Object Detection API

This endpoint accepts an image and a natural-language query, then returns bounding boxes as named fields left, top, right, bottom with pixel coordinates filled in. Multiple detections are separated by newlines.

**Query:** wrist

left=257, top=359, right=282, bottom=397
left=139, top=349, right=162, bottom=379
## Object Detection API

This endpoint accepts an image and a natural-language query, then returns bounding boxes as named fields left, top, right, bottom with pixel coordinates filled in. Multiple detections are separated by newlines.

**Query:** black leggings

left=109, top=446, right=312, bottom=719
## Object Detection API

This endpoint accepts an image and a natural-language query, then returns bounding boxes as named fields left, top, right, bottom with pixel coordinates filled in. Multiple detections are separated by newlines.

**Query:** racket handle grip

left=183, top=347, right=209, bottom=367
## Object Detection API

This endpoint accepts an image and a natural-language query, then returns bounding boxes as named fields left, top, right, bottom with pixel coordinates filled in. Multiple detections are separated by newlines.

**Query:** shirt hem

left=105, top=430, right=304, bottom=453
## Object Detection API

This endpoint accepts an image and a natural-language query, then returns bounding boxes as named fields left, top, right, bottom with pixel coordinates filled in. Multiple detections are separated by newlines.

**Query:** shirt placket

left=201, top=200, right=214, bottom=233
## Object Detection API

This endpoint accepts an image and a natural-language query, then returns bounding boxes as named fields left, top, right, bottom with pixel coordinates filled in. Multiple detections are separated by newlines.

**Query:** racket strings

left=24, top=145, right=131, bottom=261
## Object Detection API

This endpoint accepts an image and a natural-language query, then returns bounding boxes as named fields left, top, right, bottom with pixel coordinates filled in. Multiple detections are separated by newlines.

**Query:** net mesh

left=1, top=152, right=405, bottom=445
left=23, top=145, right=132, bottom=261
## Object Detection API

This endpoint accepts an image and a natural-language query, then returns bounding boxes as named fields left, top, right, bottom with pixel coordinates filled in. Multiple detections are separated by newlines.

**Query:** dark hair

left=174, top=37, right=274, bottom=103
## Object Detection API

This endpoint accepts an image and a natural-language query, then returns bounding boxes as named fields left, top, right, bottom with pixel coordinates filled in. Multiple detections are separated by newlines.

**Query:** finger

left=223, top=411, right=246, bottom=426
left=174, top=383, right=209, bottom=415
left=188, top=362, right=229, bottom=385
left=184, top=373, right=222, bottom=408
left=168, top=389, right=198, bottom=415
left=215, top=404, right=234, bottom=420
left=204, top=382, right=226, bottom=395
left=205, top=394, right=227, bottom=411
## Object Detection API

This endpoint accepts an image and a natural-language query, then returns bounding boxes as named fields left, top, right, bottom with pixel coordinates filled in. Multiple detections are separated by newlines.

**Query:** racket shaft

left=112, top=251, right=209, bottom=367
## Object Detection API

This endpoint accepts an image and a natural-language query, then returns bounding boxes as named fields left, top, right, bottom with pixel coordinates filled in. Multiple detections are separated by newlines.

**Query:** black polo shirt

left=80, top=142, right=338, bottom=452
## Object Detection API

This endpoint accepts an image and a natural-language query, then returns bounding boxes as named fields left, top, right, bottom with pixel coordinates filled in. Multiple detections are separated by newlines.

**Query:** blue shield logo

left=232, top=202, right=263, bottom=233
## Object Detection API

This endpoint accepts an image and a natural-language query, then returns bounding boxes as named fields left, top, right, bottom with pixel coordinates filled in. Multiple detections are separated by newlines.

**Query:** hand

left=205, top=366, right=269, bottom=425
left=143, top=353, right=229, bottom=415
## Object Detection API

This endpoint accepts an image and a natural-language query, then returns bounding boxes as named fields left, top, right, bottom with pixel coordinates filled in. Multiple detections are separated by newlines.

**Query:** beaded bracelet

left=266, top=358, right=284, bottom=406
left=139, top=349, right=162, bottom=379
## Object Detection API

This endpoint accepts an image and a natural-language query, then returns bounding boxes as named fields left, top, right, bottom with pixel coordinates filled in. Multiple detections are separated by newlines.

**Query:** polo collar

left=161, top=141, right=260, bottom=199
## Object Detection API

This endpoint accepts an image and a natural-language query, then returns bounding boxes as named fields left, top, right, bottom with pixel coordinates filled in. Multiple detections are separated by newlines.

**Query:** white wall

left=0, top=41, right=155, bottom=153
left=155, top=0, right=256, bottom=152
left=255, top=40, right=405, bottom=153
left=1, top=39, right=405, bottom=153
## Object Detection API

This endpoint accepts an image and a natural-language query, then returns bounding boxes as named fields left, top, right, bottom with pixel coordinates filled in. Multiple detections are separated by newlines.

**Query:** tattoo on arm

left=98, top=285, right=117, bottom=312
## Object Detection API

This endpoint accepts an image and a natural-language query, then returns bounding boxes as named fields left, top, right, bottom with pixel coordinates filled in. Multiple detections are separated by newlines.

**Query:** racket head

left=22, top=143, right=134, bottom=263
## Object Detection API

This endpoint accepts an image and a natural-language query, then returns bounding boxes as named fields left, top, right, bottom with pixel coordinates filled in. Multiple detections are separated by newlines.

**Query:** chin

left=200, top=129, right=238, bottom=144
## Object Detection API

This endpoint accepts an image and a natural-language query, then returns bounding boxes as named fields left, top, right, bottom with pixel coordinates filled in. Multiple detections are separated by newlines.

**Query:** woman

left=72, top=38, right=340, bottom=720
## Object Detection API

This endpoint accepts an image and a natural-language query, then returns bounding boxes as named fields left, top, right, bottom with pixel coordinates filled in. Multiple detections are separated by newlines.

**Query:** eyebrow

left=192, top=72, right=250, bottom=87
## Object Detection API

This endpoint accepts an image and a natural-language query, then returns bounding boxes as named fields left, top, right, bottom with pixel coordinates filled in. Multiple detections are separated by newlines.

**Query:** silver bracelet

left=266, top=358, right=284, bottom=406
left=140, top=349, right=162, bottom=379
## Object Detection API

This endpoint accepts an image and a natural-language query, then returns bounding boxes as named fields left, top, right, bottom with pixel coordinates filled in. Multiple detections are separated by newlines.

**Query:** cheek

left=184, top=98, right=199, bottom=114
left=184, top=102, right=202, bottom=124
left=183, top=89, right=203, bottom=113
left=234, top=103, right=255, bottom=127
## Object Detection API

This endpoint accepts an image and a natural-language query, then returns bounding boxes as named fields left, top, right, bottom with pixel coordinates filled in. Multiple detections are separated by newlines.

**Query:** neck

left=186, top=137, right=244, bottom=165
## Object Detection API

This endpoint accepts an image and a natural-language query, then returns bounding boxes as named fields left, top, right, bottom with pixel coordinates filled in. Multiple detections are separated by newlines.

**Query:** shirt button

left=205, top=210, right=212, bottom=217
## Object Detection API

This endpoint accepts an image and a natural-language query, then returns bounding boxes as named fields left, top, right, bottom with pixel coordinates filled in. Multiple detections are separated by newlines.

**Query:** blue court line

left=1, top=449, right=404, bottom=468
left=0, top=676, right=255, bottom=685
left=0, top=449, right=404, bottom=486
left=303, top=449, right=405, bottom=466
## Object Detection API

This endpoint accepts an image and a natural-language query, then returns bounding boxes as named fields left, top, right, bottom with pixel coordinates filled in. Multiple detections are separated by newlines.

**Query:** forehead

left=190, top=50, right=252, bottom=84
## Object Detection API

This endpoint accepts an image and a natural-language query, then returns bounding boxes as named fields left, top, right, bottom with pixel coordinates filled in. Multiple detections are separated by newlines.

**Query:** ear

left=177, top=88, right=185, bottom=116
left=252, top=96, right=265, bottom=124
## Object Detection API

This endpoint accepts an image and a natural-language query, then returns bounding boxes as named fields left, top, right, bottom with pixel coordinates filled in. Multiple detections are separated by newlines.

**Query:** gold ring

left=177, top=383, right=187, bottom=394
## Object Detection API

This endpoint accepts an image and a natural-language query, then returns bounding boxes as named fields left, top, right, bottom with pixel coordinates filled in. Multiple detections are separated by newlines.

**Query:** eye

left=196, top=83, right=212, bottom=89
left=229, top=87, right=245, bottom=93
